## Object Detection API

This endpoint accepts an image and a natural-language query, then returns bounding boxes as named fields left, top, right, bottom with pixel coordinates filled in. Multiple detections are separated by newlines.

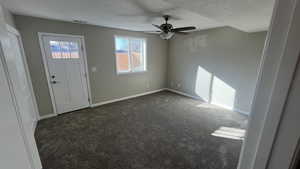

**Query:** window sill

left=117, top=71, right=147, bottom=75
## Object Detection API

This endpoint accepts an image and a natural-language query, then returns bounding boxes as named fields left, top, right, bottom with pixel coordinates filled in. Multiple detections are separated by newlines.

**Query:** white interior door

left=2, top=29, right=42, bottom=169
left=41, top=35, right=90, bottom=114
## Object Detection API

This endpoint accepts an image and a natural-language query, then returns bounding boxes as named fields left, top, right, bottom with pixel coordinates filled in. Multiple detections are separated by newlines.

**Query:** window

left=50, top=41, right=80, bottom=59
left=115, top=36, right=146, bottom=74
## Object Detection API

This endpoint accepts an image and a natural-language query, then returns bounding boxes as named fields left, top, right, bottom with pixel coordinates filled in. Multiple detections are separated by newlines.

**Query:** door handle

left=51, top=80, right=59, bottom=84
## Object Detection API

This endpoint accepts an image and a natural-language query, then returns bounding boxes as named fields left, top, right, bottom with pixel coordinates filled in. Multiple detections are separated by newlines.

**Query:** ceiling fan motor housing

left=160, top=23, right=173, bottom=33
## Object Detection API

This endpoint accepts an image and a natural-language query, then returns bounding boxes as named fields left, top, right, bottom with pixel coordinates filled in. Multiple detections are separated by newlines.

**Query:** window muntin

left=115, top=36, right=146, bottom=74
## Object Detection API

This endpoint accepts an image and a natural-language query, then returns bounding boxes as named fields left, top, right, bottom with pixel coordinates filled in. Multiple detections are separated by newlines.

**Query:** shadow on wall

left=195, top=66, right=236, bottom=110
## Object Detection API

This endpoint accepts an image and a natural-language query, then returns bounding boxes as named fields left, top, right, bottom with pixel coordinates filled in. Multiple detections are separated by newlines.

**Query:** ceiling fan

left=151, top=15, right=196, bottom=40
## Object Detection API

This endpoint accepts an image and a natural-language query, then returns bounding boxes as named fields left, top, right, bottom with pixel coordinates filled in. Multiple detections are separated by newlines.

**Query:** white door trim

left=237, top=0, right=300, bottom=168
left=6, top=24, right=40, bottom=128
left=1, top=24, right=42, bottom=169
left=38, top=32, right=92, bottom=115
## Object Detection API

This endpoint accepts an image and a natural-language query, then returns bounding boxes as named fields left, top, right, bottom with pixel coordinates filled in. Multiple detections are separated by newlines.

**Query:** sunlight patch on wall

left=211, top=127, right=246, bottom=140
left=194, top=66, right=236, bottom=110
left=195, top=66, right=212, bottom=102
left=211, top=76, right=236, bottom=110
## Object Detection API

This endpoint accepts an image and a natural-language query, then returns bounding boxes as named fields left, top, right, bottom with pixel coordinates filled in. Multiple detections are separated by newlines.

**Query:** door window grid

left=50, top=41, right=80, bottom=59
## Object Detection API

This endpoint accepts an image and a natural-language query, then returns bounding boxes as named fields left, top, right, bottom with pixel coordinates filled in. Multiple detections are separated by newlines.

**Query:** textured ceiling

left=2, top=0, right=274, bottom=32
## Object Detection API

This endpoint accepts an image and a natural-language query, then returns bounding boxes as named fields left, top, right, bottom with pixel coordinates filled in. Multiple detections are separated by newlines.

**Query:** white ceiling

left=2, top=0, right=275, bottom=32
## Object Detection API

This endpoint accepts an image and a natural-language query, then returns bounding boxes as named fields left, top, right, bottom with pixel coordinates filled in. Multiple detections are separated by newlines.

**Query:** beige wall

left=15, top=14, right=266, bottom=116
left=2, top=7, right=15, bottom=28
left=167, top=27, right=266, bottom=114
left=15, top=15, right=168, bottom=116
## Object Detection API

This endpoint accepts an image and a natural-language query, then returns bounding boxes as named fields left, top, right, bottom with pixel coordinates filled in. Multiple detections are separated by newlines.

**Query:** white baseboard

left=165, top=88, right=202, bottom=100
left=234, top=108, right=250, bottom=116
left=37, top=88, right=249, bottom=123
left=39, top=113, right=57, bottom=120
left=38, top=89, right=165, bottom=120
left=166, top=88, right=250, bottom=116
left=91, top=88, right=166, bottom=108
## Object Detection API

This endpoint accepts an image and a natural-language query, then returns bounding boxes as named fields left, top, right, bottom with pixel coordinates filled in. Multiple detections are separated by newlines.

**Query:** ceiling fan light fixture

left=160, top=32, right=174, bottom=40
left=152, top=15, right=196, bottom=40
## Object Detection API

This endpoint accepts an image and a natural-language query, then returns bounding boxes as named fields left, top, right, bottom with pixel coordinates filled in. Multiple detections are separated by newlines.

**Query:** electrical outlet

left=177, top=83, right=181, bottom=88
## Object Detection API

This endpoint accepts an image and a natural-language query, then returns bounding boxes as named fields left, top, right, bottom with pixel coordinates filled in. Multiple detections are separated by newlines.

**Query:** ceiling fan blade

left=133, top=30, right=162, bottom=34
left=172, top=26, right=196, bottom=32
left=175, top=31, right=189, bottom=35
left=152, top=24, right=162, bottom=30
left=144, top=31, right=162, bottom=34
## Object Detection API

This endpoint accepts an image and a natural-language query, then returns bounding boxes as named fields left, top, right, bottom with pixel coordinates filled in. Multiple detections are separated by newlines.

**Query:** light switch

left=91, top=67, right=97, bottom=72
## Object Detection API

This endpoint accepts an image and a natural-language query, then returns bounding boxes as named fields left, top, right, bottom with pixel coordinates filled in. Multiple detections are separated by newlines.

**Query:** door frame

left=6, top=24, right=40, bottom=128
left=237, top=0, right=300, bottom=168
left=38, top=32, right=92, bottom=115
left=1, top=24, right=43, bottom=169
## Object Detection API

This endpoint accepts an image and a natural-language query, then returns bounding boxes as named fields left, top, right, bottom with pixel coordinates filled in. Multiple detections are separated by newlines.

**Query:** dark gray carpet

left=35, top=91, right=248, bottom=169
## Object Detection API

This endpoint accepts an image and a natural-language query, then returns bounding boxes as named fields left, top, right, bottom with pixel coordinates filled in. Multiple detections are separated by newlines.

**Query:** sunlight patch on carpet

left=212, top=127, right=245, bottom=140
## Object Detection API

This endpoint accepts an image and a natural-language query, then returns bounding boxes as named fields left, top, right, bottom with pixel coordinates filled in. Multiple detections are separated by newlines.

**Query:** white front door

left=41, top=35, right=90, bottom=114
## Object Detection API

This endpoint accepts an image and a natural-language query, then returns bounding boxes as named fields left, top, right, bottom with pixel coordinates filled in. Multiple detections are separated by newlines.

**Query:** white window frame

left=114, top=35, right=147, bottom=75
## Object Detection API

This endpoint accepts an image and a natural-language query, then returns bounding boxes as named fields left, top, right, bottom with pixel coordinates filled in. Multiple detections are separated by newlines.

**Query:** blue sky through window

left=116, top=37, right=128, bottom=52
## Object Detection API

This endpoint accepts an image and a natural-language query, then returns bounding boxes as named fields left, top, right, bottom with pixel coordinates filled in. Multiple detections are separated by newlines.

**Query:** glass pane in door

left=49, top=41, right=80, bottom=59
